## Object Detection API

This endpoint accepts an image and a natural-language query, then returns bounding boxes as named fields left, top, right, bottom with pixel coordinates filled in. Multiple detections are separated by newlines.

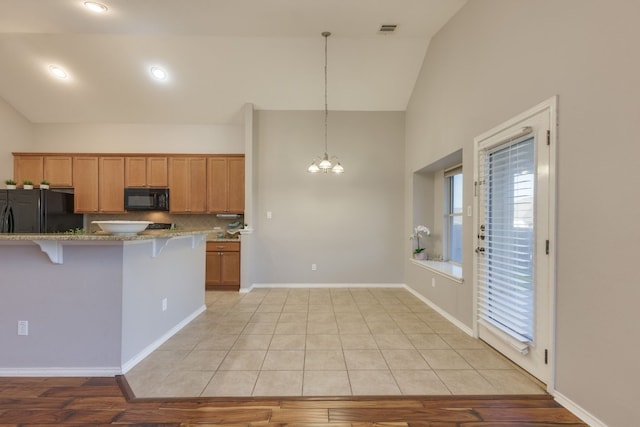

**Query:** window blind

left=477, top=136, right=535, bottom=343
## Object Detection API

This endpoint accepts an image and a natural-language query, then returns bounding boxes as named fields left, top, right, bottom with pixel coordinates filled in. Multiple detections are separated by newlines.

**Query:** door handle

left=8, top=206, right=14, bottom=233
left=0, top=206, right=7, bottom=233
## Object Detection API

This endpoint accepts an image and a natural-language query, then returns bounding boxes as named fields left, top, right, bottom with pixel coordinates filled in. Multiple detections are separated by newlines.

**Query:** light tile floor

left=125, top=288, right=545, bottom=397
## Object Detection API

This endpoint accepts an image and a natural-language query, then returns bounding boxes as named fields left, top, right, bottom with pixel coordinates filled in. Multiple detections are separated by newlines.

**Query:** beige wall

left=2, top=116, right=244, bottom=180
left=405, top=1, right=639, bottom=425
left=31, top=123, right=244, bottom=154
left=0, top=96, right=33, bottom=181
left=254, top=110, right=405, bottom=285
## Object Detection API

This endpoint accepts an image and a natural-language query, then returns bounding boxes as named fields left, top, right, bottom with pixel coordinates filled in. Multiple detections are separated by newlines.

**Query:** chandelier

left=308, top=31, right=344, bottom=174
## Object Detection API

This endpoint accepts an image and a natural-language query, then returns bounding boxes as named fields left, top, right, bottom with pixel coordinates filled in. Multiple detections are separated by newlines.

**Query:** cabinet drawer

left=207, top=242, right=240, bottom=252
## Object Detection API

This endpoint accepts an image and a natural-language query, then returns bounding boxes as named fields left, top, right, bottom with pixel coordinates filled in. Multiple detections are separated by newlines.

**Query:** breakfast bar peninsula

left=0, top=229, right=210, bottom=376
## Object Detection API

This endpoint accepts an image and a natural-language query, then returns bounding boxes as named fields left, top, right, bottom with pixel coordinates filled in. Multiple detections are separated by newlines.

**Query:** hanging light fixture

left=308, top=31, right=344, bottom=174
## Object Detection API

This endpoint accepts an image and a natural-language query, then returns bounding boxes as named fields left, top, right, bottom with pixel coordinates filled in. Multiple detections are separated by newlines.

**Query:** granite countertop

left=0, top=228, right=216, bottom=242
left=206, top=234, right=240, bottom=242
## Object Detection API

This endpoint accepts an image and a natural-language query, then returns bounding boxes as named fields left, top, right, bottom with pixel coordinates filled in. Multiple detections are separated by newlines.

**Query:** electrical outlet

left=266, top=211, right=272, bottom=219
left=311, top=263, right=317, bottom=271
left=162, top=298, right=168, bottom=311
left=17, top=320, right=29, bottom=336
left=431, top=278, right=436, bottom=288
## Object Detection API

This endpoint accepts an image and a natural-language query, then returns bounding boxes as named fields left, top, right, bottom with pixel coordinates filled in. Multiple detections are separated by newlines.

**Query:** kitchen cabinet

left=168, top=157, right=207, bottom=213
left=14, top=155, right=73, bottom=188
left=73, top=156, right=124, bottom=213
left=13, top=155, right=43, bottom=186
left=205, top=241, right=240, bottom=291
left=43, top=156, right=73, bottom=187
left=73, top=157, right=99, bottom=212
left=125, top=157, right=168, bottom=187
left=207, top=156, right=245, bottom=213
left=99, top=157, right=125, bottom=212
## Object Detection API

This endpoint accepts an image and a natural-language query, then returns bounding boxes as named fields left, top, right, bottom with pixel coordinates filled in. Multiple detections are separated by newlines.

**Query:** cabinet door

left=220, top=251, right=240, bottom=285
left=99, top=157, right=125, bottom=213
left=206, top=157, right=227, bottom=212
left=169, top=158, right=189, bottom=212
left=125, top=157, right=147, bottom=187
left=227, top=157, right=245, bottom=213
left=147, top=157, right=168, bottom=187
left=169, top=157, right=207, bottom=213
left=207, top=156, right=245, bottom=213
left=189, top=158, right=207, bottom=213
left=14, top=156, right=43, bottom=186
left=44, top=156, right=73, bottom=187
left=205, top=251, right=222, bottom=286
left=73, top=157, right=99, bottom=213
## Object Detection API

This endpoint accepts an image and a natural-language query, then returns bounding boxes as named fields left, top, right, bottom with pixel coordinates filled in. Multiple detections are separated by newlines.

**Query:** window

left=445, top=166, right=463, bottom=264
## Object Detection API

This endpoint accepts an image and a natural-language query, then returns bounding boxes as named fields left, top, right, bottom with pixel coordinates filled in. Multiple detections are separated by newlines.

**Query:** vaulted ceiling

left=0, top=0, right=466, bottom=124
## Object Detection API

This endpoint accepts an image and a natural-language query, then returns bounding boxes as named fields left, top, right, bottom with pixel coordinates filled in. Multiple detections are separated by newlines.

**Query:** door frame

left=472, top=96, right=558, bottom=392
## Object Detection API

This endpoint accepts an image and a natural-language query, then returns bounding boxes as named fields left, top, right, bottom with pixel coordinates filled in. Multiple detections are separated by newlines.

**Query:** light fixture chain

left=324, top=32, right=329, bottom=155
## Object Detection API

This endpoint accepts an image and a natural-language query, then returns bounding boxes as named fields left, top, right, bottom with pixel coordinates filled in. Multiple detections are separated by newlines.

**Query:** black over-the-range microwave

left=124, top=188, right=169, bottom=211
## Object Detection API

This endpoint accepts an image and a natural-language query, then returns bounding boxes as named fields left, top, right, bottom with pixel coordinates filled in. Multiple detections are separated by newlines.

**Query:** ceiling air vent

left=378, top=24, right=398, bottom=35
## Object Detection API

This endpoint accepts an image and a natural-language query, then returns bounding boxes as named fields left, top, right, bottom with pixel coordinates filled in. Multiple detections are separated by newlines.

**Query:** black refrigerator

left=0, top=189, right=83, bottom=233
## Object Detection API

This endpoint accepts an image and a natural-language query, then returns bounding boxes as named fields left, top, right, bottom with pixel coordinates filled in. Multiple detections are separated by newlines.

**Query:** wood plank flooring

left=0, top=376, right=587, bottom=426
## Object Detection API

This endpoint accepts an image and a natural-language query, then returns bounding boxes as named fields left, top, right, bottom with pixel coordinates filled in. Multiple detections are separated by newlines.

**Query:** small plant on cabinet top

left=5, top=179, right=16, bottom=185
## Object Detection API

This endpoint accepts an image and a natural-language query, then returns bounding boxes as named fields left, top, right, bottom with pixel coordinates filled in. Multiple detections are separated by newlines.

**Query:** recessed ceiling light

left=48, top=65, right=68, bottom=79
left=84, top=1, right=108, bottom=13
left=150, top=66, right=168, bottom=81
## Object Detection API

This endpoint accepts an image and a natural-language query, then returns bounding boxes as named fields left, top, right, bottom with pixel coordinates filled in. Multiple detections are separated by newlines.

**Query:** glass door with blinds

left=473, top=97, right=556, bottom=385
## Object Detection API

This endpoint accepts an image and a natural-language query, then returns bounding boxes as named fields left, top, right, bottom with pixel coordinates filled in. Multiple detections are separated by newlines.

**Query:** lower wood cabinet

left=205, top=241, right=240, bottom=291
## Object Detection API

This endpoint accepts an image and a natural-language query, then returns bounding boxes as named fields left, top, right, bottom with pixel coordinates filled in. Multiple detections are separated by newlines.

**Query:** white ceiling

left=0, top=0, right=466, bottom=124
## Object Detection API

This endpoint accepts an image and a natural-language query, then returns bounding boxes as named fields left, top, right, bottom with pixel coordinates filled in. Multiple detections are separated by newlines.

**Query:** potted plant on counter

left=40, top=180, right=50, bottom=189
left=410, top=225, right=431, bottom=260
left=5, top=179, right=16, bottom=189
left=22, top=180, right=34, bottom=190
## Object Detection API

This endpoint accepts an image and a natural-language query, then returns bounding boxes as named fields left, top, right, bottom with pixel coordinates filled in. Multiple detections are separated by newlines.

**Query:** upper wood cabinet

left=73, top=156, right=124, bottom=213
left=44, top=156, right=73, bottom=187
left=99, top=157, right=125, bottom=213
left=207, top=156, right=245, bottom=213
left=14, top=153, right=244, bottom=215
left=73, top=157, right=99, bottom=213
left=168, top=157, right=207, bottom=213
left=14, top=154, right=73, bottom=188
left=125, top=157, right=168, bottom=187
left=13, top=155, right=43, bottom=186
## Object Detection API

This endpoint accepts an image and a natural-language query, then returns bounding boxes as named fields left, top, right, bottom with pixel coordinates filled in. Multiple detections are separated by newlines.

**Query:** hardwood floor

left=0, top=376, right=588, bottom=426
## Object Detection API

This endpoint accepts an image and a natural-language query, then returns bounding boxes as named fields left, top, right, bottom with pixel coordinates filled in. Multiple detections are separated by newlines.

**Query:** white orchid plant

left=410, top=225, right=431, bottom=254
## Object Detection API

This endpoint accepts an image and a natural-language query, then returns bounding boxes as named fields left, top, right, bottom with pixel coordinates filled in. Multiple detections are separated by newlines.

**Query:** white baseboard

left=402, top=284, right=474, bottom=336
left=120, top=304, right=207, bottom=374
left=0, top=367, right=121, bottom=377
left=248, top=283, right=405, bottom=291
left=553, top=390, right=608, bottom=427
